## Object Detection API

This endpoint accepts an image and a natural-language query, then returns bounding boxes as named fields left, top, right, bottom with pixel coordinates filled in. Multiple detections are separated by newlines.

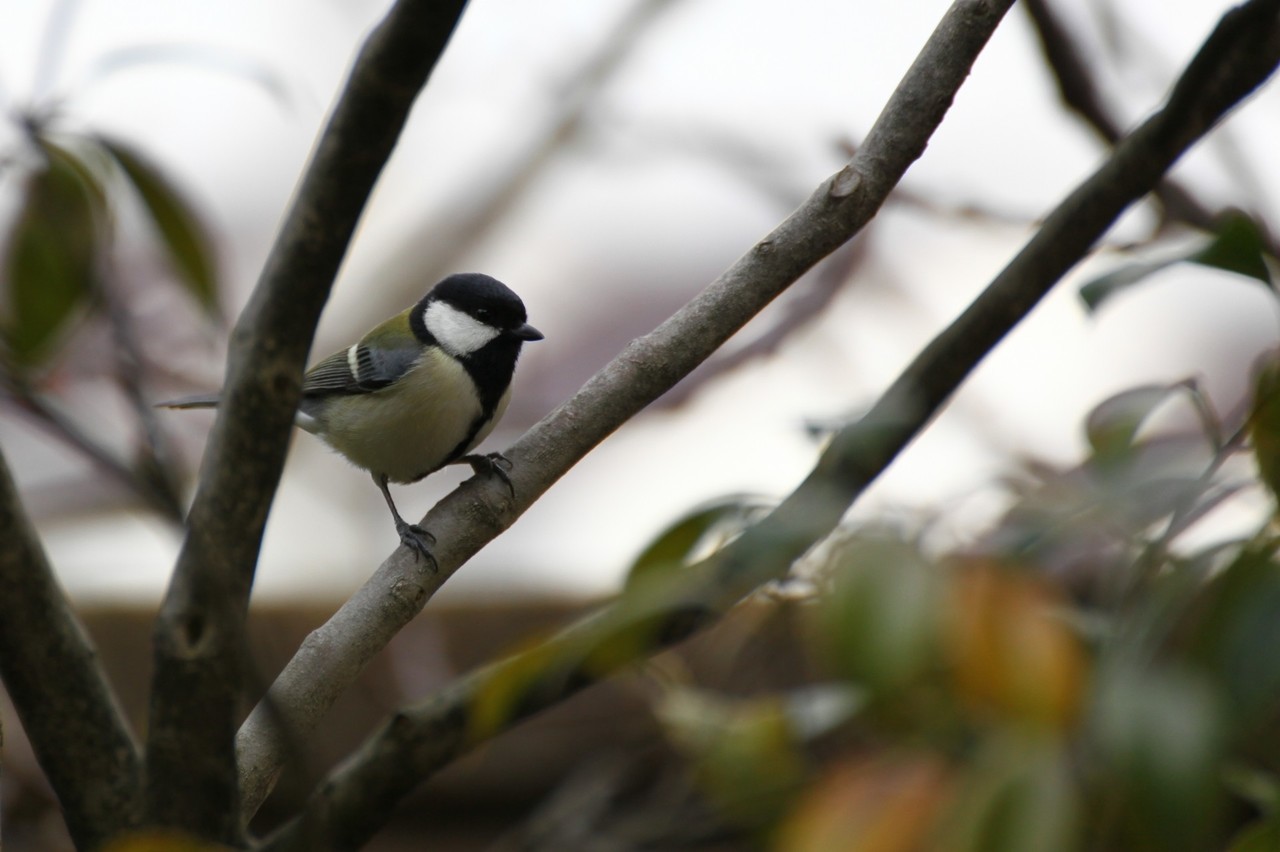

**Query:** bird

left=159, top=272, right=543, bottom=566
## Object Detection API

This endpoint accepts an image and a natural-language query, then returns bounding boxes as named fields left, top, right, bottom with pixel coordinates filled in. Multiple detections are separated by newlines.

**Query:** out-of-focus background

left=1, top=0, right=1274, bottom=603
left=3, top=1, right=1280, bottom=848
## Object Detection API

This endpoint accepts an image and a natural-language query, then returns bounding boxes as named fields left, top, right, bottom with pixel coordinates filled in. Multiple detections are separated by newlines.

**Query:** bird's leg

left=452, top=452, right=515, bottom=498
left=375, top=473, right=437, bottom=571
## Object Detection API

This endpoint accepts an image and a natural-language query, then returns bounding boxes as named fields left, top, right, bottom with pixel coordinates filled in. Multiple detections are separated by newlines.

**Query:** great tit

left=160, top=272, right=543, bottom=565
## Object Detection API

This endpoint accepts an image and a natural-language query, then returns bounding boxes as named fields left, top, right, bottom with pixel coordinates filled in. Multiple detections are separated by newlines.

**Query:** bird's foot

left=457, top=452, right=515, bottom=497
left=396, top=519, right=438, bottom=572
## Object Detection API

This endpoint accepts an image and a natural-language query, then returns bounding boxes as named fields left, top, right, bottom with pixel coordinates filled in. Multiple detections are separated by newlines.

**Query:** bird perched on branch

left=160, top=272, right=543, bottom=567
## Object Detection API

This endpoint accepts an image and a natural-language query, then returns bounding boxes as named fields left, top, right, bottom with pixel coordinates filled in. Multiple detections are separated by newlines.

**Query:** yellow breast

left=312, top=349, right=484, bottom=483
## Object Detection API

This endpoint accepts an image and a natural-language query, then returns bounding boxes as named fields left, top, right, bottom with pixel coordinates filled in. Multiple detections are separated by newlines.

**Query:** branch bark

left=258, top=0, right=1280, bottom=847
left=143, top=0, right=469, bottom=839
left=0, top=446, right=143, bottom=848
left=236, top=0, right=1018, bottom=825
left=1022, top=0, right=1276, bottom=250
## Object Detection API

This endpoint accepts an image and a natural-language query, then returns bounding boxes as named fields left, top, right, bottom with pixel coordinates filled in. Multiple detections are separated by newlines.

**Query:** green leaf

left=1090, top=663, right=1225, bottom=851
left=626, top=495, right=772, bottom=588
left=1223, top=764, right=1280, bottom=816
left=1079, top=257, right=1179, bottom=312
left=1084, top=383, right=1182, bottom=460
left=813, top=531, right=943, bottom=695
left=942, top=736, right=1078, bottom=852
left=1250, top=351, right=1280, bottom=506
left=1085, top=378, right=1223, bottom=466
left=1080, top=211, right=1273, bottom=313
left=656, top=687, right=806, bottom=828
left=98, top=136, right=219, bottom=313
left=1182, top=543, right=1280, bottom=728
left=467, top=630, right=568, bottom=740
left=1229, top=818, right=1280, bottom=852
left=1190, top=210, right=1272, bottom=287
left=2, top=142, right=103, bottom=366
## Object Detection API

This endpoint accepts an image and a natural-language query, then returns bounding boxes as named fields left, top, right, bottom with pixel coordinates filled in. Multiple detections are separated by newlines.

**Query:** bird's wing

left=302, top=345, right=422, bottom=396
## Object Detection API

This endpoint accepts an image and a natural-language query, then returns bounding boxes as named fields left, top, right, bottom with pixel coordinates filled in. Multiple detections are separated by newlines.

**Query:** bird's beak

left=511, top=322, right=544, bottom=341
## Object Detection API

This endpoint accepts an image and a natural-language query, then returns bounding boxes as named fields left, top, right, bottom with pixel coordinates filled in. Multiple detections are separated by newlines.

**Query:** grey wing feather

left=301, top=345, right=421, bottom=397
left=300, top=350, right=359, bottom=395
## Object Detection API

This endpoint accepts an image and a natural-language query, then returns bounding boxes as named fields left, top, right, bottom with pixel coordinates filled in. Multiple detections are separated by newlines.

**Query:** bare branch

left=654, top=238, right=870, bottom=410
left=237, top=0, right=1019, bottom=827
left=144, top=0, right=469, bottom=838
left=257, top=1, right=1280, bottom=847
left=0, top=446, right=143, bottom=848
left=1, top=376, right=183, bottom=520
left=389, top=0, right=683, bottom=292
left=1023, top=0, right=1275, bottom=249
left=99, top=267, right=188, bottom=519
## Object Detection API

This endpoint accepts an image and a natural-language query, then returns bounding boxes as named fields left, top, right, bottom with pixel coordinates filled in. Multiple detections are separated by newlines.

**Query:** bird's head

left=413, top=272, right=543, bottom=358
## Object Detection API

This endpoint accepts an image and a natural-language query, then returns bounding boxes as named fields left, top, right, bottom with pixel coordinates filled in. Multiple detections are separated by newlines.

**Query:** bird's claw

left=459, top=452, right=516, bottom=498
left=396, top=519, right=438, bottom=572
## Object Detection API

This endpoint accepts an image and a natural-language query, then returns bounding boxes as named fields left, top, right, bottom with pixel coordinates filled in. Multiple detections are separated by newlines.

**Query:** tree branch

left=0, top=445, right=143, bottom=848
left=143, top=0, right=469, bottom=839
left=258, top=0, right=1280, bottom=847
left=384, top=0, right=682, bottom=296
left=1022, top=0, right=1276, bottom=250
left=654, top=237, right=870, bottom=410
left=236, top=0, right=1018, bottom=826
left=1, top=375, right=184, bottom=520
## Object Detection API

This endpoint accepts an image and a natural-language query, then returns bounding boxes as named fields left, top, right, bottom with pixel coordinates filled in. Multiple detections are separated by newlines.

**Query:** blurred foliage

left=1, top=124, right=219, bottom=373
left=1080, top=210, right=1274, bottom=312
left=656, top=688, right=808, bottom=830
left=98, top=136, right=220, bottom=313
left=590, top=310, right=1280, bottom=849
left=4, top=138, right=104, bottom=365
left=625, top=494, right=774, bottom=589
left=2, top=5, right=1280, bottom=848
left=0, top=19, right=223, bottom=517
left=1250, top=350, right=1280, bottom=501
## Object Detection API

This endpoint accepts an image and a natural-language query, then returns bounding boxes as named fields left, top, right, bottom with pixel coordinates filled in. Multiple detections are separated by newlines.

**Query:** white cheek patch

left=423, top=301, right=500, bottom=357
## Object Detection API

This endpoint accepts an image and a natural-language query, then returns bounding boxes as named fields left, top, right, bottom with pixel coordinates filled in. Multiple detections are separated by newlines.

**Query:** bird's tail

left=155, top=394, right=220, bottom=410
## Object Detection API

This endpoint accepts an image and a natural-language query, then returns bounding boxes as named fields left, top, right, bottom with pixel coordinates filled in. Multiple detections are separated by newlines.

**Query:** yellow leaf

left=945, top=561, right=1087, bottom=731
left=774, top=754, right=953, bottom=852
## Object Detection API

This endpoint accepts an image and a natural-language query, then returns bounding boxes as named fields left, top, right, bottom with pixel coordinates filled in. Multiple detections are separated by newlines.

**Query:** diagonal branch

left=388, top=0, right=683, bottom=294
left=236, top=0, right=1018, bottom=824
left=143, top=0, right=469, bottom=839
left=258, top=0, right=1280, bottom=847
left=1022, top=0, right=1277, bottom=251
left=1, top=375, right=183, bottom=519
left=0, top=445, right=144, bottom=848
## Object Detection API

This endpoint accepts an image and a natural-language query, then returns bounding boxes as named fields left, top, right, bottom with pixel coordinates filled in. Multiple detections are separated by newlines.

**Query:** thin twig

left=656, top=237, right=870, bottom=410
left=376, top=0, right=682, bottom=303
left=99, top=264, right=186, bottom=519
left=1, top=374, right=182, bottom=519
